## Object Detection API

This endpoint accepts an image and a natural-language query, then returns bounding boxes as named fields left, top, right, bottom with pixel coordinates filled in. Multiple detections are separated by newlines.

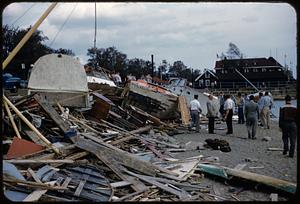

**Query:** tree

left=226, top=42, right=242, bottom=59
left=126, top=58, right=153, bottom=79
left=168, top=60, right=187, bottom=76
left=87, top=46, right=127, bottom=76
left=2, top=25, right=75, bottom=79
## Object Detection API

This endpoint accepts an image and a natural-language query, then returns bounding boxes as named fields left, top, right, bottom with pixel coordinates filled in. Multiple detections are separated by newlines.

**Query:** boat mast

left=3, top=2, right=58, bottom=70
left=234, top=68, right=259, bottom=92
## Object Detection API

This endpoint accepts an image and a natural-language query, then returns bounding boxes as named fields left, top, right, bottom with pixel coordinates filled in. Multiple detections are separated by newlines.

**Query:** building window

left=199, top=79, right=203, bottom=86
left=221, top=70, right=224, bottom=74
left=205, top=71, right=210, bottom=78
left=244, top=68, right=249, bottom=73
left=205, top=80, right=210, bottom=87
left=278, top=68, right=281, bottom=71
left=224, top=69, right=228, bottom=74
left=253, top=68, right=258, bottom=72
left=262, top=68, right=266, bottom=72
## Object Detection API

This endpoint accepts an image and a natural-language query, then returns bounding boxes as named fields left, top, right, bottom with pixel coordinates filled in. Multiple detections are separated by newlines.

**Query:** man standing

left=236, top=92, right=245, bottom=124
left=224, top=95, right=234, bottom=134
left=206, top=94, right=218, bottom=134
left=261, top=91, right=273, bottom=129
left=245, top=95, right=259, bottom=139
left=279, top=95, right=297, bottom=158
left=219, top=92, right=225, bottom=118
left=257, top=92, right=264, bottom=126
left=189, top=95, right=202, bottom=132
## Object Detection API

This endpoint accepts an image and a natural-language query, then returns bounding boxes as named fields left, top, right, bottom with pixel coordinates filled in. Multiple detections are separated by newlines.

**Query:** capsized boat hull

left=122, top=80, right=178, bottom=120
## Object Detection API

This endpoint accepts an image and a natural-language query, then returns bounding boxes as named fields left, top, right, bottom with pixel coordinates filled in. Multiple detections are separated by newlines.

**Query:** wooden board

left=178, top=96, right=190, bottom=126
left=34, top=94, right=70, bottom=133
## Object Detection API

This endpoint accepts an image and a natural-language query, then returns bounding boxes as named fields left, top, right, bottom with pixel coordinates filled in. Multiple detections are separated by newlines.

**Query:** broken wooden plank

left=3, top=101, right=22, bottom=138
left=74, top=180, right=86, bottom=196
left=177, top=96, right=190, bottom=126
left=3, top=95, right=60, bottom=154
left=124, top=169, right=191, bottom=200
left=5, top=159, right=74, bottom=164
left=95, top=153, right=148, bottom=192
left=197, top=164, right=297, bottom=194
left=146, top=138, right=181, bottom=148
left=114, top=189, right=148, bottom=202
left=110, top=181, right=131, bottom=188
left=27, top=168, right=42, bottom=183
left=23, top=189, right=48, bottom=202
left=34, top=94, right=71, bottom=133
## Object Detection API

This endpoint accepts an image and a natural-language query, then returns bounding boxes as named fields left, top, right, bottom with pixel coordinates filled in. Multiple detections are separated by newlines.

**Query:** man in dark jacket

left=279, top=95, right=297, bottom=158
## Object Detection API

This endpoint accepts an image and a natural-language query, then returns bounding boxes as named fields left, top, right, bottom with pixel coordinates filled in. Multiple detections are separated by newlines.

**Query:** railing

left=216, top=81, right=296, bottom=89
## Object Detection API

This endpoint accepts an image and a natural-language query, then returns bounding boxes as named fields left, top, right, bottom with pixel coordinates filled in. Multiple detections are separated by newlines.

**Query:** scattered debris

left=262, top=136, right=272, bottom=142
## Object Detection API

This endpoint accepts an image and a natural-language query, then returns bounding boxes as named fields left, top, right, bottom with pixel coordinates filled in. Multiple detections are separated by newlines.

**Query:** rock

left=262, top=136, right=272, bottom=141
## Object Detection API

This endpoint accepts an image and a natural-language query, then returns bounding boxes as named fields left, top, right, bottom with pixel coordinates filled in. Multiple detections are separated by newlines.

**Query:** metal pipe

left=3, top=2, right=58, bottom=70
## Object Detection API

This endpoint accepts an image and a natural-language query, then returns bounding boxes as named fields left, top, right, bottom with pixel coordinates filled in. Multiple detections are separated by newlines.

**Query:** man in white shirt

left=224, top=94, right=235, bottom=134
left=261, top=91, right=273, bottom=129
left=189, top=95, right=202, bottom=132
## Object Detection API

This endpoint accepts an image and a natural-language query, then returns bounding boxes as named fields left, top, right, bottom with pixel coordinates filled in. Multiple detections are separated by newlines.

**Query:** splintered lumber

left=24, top=168, right=48, bottom=202
left=4, top=159, right=75, bottom=164
left=267, top=147, right=284, bottom=151
left=72, top=135, right=178, bottom=177
left=3, top=101, right=22, bottom=139
left=178, top=96, right=190, bottom=126
left=146, top=138, right=181, bottom=148
left=3, top=95, right=60, bottom=154
left=124, top=170, right=191, bottom=200
left=95, top=154, right=148, bottom=192
left=197, top=164, right=296, bottom=194
left=3, top=177, right=67, bottom=190
left=34, top=94, right=70, bottom=133
left=114, top=189, right=148, bottom=202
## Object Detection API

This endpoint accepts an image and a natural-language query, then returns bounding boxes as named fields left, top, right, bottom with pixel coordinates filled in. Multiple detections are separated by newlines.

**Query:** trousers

left=246, top=117, right=257, bottom=138
left=226, top=109, right=233, bottom=134
left=190, top=110, right=200, bottom=132
left=208, top=117, right=215, bottom=133
left=261, top=106, right=270, bottom=128
left=282, top=122, right=297, bottom=157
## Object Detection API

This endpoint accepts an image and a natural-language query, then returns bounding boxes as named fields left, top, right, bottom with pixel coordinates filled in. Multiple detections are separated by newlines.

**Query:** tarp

left=28, top=54, right=88, bottom=92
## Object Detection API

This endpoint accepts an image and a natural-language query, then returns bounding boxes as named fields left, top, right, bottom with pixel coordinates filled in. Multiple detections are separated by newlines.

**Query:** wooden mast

left=2, top=2, right=58, bottom=70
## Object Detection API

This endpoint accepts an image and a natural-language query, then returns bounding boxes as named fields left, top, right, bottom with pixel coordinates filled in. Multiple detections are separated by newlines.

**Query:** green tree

left=2, top=25, right=75, bottom=79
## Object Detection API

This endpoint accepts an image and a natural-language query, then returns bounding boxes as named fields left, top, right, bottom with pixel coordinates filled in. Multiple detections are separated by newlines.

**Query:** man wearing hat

left=279, top=95, right=297, bottom=158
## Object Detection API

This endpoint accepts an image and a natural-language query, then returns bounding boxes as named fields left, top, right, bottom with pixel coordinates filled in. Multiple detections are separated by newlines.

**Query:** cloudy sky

left=3, top=2, right=297, bottom=78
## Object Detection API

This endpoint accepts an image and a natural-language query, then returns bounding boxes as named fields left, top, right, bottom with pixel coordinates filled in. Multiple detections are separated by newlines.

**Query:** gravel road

left=172, top=118, right=297, bottom=201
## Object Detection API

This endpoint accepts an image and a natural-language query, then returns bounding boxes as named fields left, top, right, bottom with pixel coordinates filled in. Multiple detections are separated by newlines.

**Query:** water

left=271, top=100, right=297, bottom=120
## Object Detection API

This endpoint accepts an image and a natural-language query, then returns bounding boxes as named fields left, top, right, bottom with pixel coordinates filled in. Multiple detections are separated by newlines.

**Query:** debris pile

left=3, top=91, right=296, bottom=202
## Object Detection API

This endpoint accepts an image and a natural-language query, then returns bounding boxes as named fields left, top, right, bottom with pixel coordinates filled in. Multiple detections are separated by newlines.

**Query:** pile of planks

left=2, top=92, right=216, bottom=202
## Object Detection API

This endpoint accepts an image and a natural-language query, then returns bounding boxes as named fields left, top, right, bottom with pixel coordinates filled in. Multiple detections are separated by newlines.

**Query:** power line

left=11, top=3, right=35, bottom=27
left=49, top=3, right=78, bottom=47
left=94, top=1, right=97, bottom=49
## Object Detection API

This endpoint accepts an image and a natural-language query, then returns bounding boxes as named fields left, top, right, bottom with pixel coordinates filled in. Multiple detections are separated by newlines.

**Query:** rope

left=11, top=3, right=35, bottom=27
left=49, top=3, right=78, bottom=47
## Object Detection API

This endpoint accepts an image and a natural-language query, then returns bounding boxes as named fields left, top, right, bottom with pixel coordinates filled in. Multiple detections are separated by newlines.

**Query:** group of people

left=189, top=91, right=297, bottom=158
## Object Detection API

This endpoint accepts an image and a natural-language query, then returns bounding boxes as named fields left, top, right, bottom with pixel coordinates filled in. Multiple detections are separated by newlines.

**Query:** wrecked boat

left=28, top=54, right=89, bottom=108
left=121, top=80, right=179, bottom=120
left=164, top=78, right=214, bottom=115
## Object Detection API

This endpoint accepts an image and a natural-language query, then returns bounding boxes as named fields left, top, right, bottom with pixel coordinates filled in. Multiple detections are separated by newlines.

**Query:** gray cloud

left=2, top=2, right=297, bottom=78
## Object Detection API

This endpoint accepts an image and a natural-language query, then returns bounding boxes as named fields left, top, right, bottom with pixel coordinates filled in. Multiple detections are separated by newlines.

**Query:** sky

left=2, top=2, right=297, bottom=78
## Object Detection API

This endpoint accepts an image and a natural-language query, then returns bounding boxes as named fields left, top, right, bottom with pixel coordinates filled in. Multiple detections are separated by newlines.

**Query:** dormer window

left=205, top=71, right=210, bottom=78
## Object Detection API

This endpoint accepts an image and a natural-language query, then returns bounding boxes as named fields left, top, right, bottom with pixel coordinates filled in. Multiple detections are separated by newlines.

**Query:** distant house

left=214, top=57, right=294, bottom=88
left=194, top=69, right=218, bottom=89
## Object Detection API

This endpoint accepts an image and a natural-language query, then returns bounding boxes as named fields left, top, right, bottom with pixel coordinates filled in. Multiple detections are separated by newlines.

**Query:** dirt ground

left=172, top=118, right=297, bottom=201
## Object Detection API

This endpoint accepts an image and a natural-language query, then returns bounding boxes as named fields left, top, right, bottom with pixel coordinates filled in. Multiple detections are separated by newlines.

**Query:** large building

left=213, top=57, right=294, bottom=88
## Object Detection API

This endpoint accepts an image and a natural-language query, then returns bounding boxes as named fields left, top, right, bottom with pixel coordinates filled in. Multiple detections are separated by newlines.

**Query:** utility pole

left=151, top=54, right=154, bottom=80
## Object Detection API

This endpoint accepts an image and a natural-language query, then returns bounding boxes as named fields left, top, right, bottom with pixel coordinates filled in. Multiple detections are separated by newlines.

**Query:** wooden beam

left=34, top=94, right=70, bottom=133
left=4, top=159, right=74, bottom=164
left=3, top=95, right=60, bottom=154
left=3, top=101, right=22, bottom=138
left=3, top=3, right=58, bottom=69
